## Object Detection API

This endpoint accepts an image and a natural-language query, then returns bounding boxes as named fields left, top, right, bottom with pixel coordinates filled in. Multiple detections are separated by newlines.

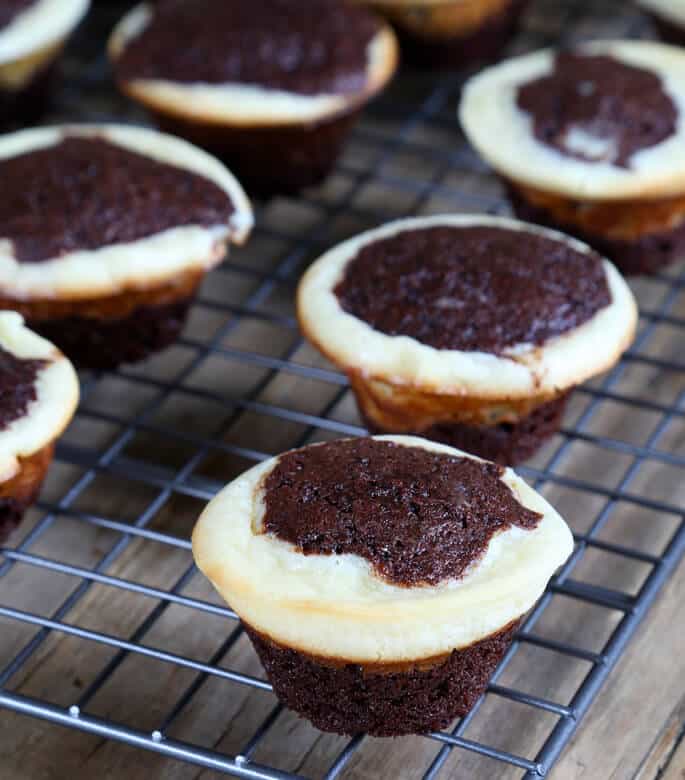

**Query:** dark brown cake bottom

left=246, top=620, right=520, bottom=737
left=0, top=62, right=57, bottom=130
left=649, top=14, right=685, bottom=46
left=150, top=110, right=358, bottom=198
left=508, top=184, right=685, bottom=276
left=0, top=444, right=54, bottom=544
left=1, top=270, right=203, bottom=371
left=397, top=0, right=528, bottom=70
left=29, top=295, right=194, bottom=371
left=363, top=394, right=568, bottom=466
left=0, top=497, right=28, bottom=543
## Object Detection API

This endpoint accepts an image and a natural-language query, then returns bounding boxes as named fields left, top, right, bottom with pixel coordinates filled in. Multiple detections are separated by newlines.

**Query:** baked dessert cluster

left=460, top=41, right=685, bottom=275
left=637, top=0, right=685, bottom=45
left=193, top=435, right=573, bottom=736
left=357, top=0, right=527, bottom=69
left=0, top=0, right=89, bottom=125
left=0, top=0, right=649, bottom=744
left=0, top=311, right=78, bottom=543
left=0, top=123, right=252, bottom=370
left=298, top=215, right=637, bottom=465
left=108, top=0, right=398, bottom=195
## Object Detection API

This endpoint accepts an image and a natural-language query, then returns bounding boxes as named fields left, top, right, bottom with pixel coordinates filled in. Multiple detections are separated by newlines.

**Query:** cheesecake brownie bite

left=108, top=0, right=398, bottom=195
left=637, top=0, right=685, bottom=45
left=193, top=435, right=573, bottom=736
left=460, top=41, right=685, bottom=275
left=356, top=0, right=527, bottom=69
left=0, top=123, right=252, bottom=370
left=297, top=215, right=637, bottom=465
left=0, top=0, right=89, bottom=126
left=0, top=311, right=78, bottom=543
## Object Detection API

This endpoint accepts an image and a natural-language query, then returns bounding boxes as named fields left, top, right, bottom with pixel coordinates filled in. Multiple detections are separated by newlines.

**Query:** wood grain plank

left=633, top=693, right=685, bottom=780
left=553, top=555, right=685, bottom=780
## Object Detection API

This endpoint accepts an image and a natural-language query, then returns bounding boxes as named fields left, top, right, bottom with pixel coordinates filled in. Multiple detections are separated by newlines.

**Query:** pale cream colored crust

left=297, top=215, right=638, bottom=402
left=459, top=41, right=685, bottom=201
left=0, top=312, right=79, bottom=484
left=0, top=124, right=253, bottom=301
left=0, top=0, right=89, bottom=64
left=108, top=3, right=399, bottom=126
left=192, top=435, right=574, bottom=662
left=637, top=0, right=685, bottom=25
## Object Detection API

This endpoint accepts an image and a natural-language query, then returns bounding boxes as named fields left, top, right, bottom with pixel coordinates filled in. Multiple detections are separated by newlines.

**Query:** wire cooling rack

left=2, top=1, right=685, bottom=778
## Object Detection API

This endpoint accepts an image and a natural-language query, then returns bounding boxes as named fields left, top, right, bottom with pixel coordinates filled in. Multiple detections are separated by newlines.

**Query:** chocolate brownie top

left=261, top=438, right=542, bottom=587
left=334, top=225, right=611, bottom=354
left=0, top=0, right=34, bottom=31
left=114, top=0, right=381, bottom=97
left=517, top=53, right=677, bottom=167
left=0, top=136, right=235, bottom=264
left=0, top=346, right=45, bottom=431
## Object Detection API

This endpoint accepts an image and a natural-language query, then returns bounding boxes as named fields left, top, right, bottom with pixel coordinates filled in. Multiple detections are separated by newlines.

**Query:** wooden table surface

left=2, top=0, right=685, bottom=778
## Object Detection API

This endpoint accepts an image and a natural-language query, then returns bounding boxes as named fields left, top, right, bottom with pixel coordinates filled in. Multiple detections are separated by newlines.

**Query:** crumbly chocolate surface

left=0, top=0, right=34, bottom=31
left=0, top=136, right=234, bottom=263
left=261, top=438, right=541, bottom=587
left=0, top=346, right=45, bottom=431
left=246, top=620, right=520, bottom=736
left=115, top=0, right=380, bottom=96
left=334, top=225, right=611, bottom=354
left=517, top=53, right=677, bottom=167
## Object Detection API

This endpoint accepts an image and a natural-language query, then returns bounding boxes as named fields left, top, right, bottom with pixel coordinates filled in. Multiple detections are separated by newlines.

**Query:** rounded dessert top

left=109, top=2, right=398, bottom=125
left=0, top=312, right=78, bottom=483
left=460, top=41, right=685, bottom=200
left=516, top=53, right=677, bottom=168
left=114, top=0, right=381, bottom=96
left=262, top=437, right=541, bottom=587
left=334, top=224, right=611, bottom=354
left=2, top=136, right=235, bottom=264
left=192, top=435, right=574, bottom=661
left=0, top=124, right=252, bottom=299
left=0, top=0, right=89, bottom=64
left=298, top=215, right=637, bottom=400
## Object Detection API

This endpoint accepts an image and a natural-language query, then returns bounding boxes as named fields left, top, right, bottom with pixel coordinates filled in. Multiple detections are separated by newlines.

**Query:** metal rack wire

left=1, top=0, right=685, bottom=777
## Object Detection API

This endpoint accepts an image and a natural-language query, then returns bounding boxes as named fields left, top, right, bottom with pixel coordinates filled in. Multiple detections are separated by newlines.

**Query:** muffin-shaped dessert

left=637, top=1, right=685, bottom=45
left=0, top=123, right=252, bottom=370
left=357, top=0, right=527, bottom=69
left=0, top=311, right=78, bottom=543
left=460, top=41, right=685, bottom=276
left=0, top=0, right=89, bottom=125
left=193, top=435, right=573, bottom=736
left=297, top=215, right=637, bottom=465
left=108, top=0, right=398, bottom=196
